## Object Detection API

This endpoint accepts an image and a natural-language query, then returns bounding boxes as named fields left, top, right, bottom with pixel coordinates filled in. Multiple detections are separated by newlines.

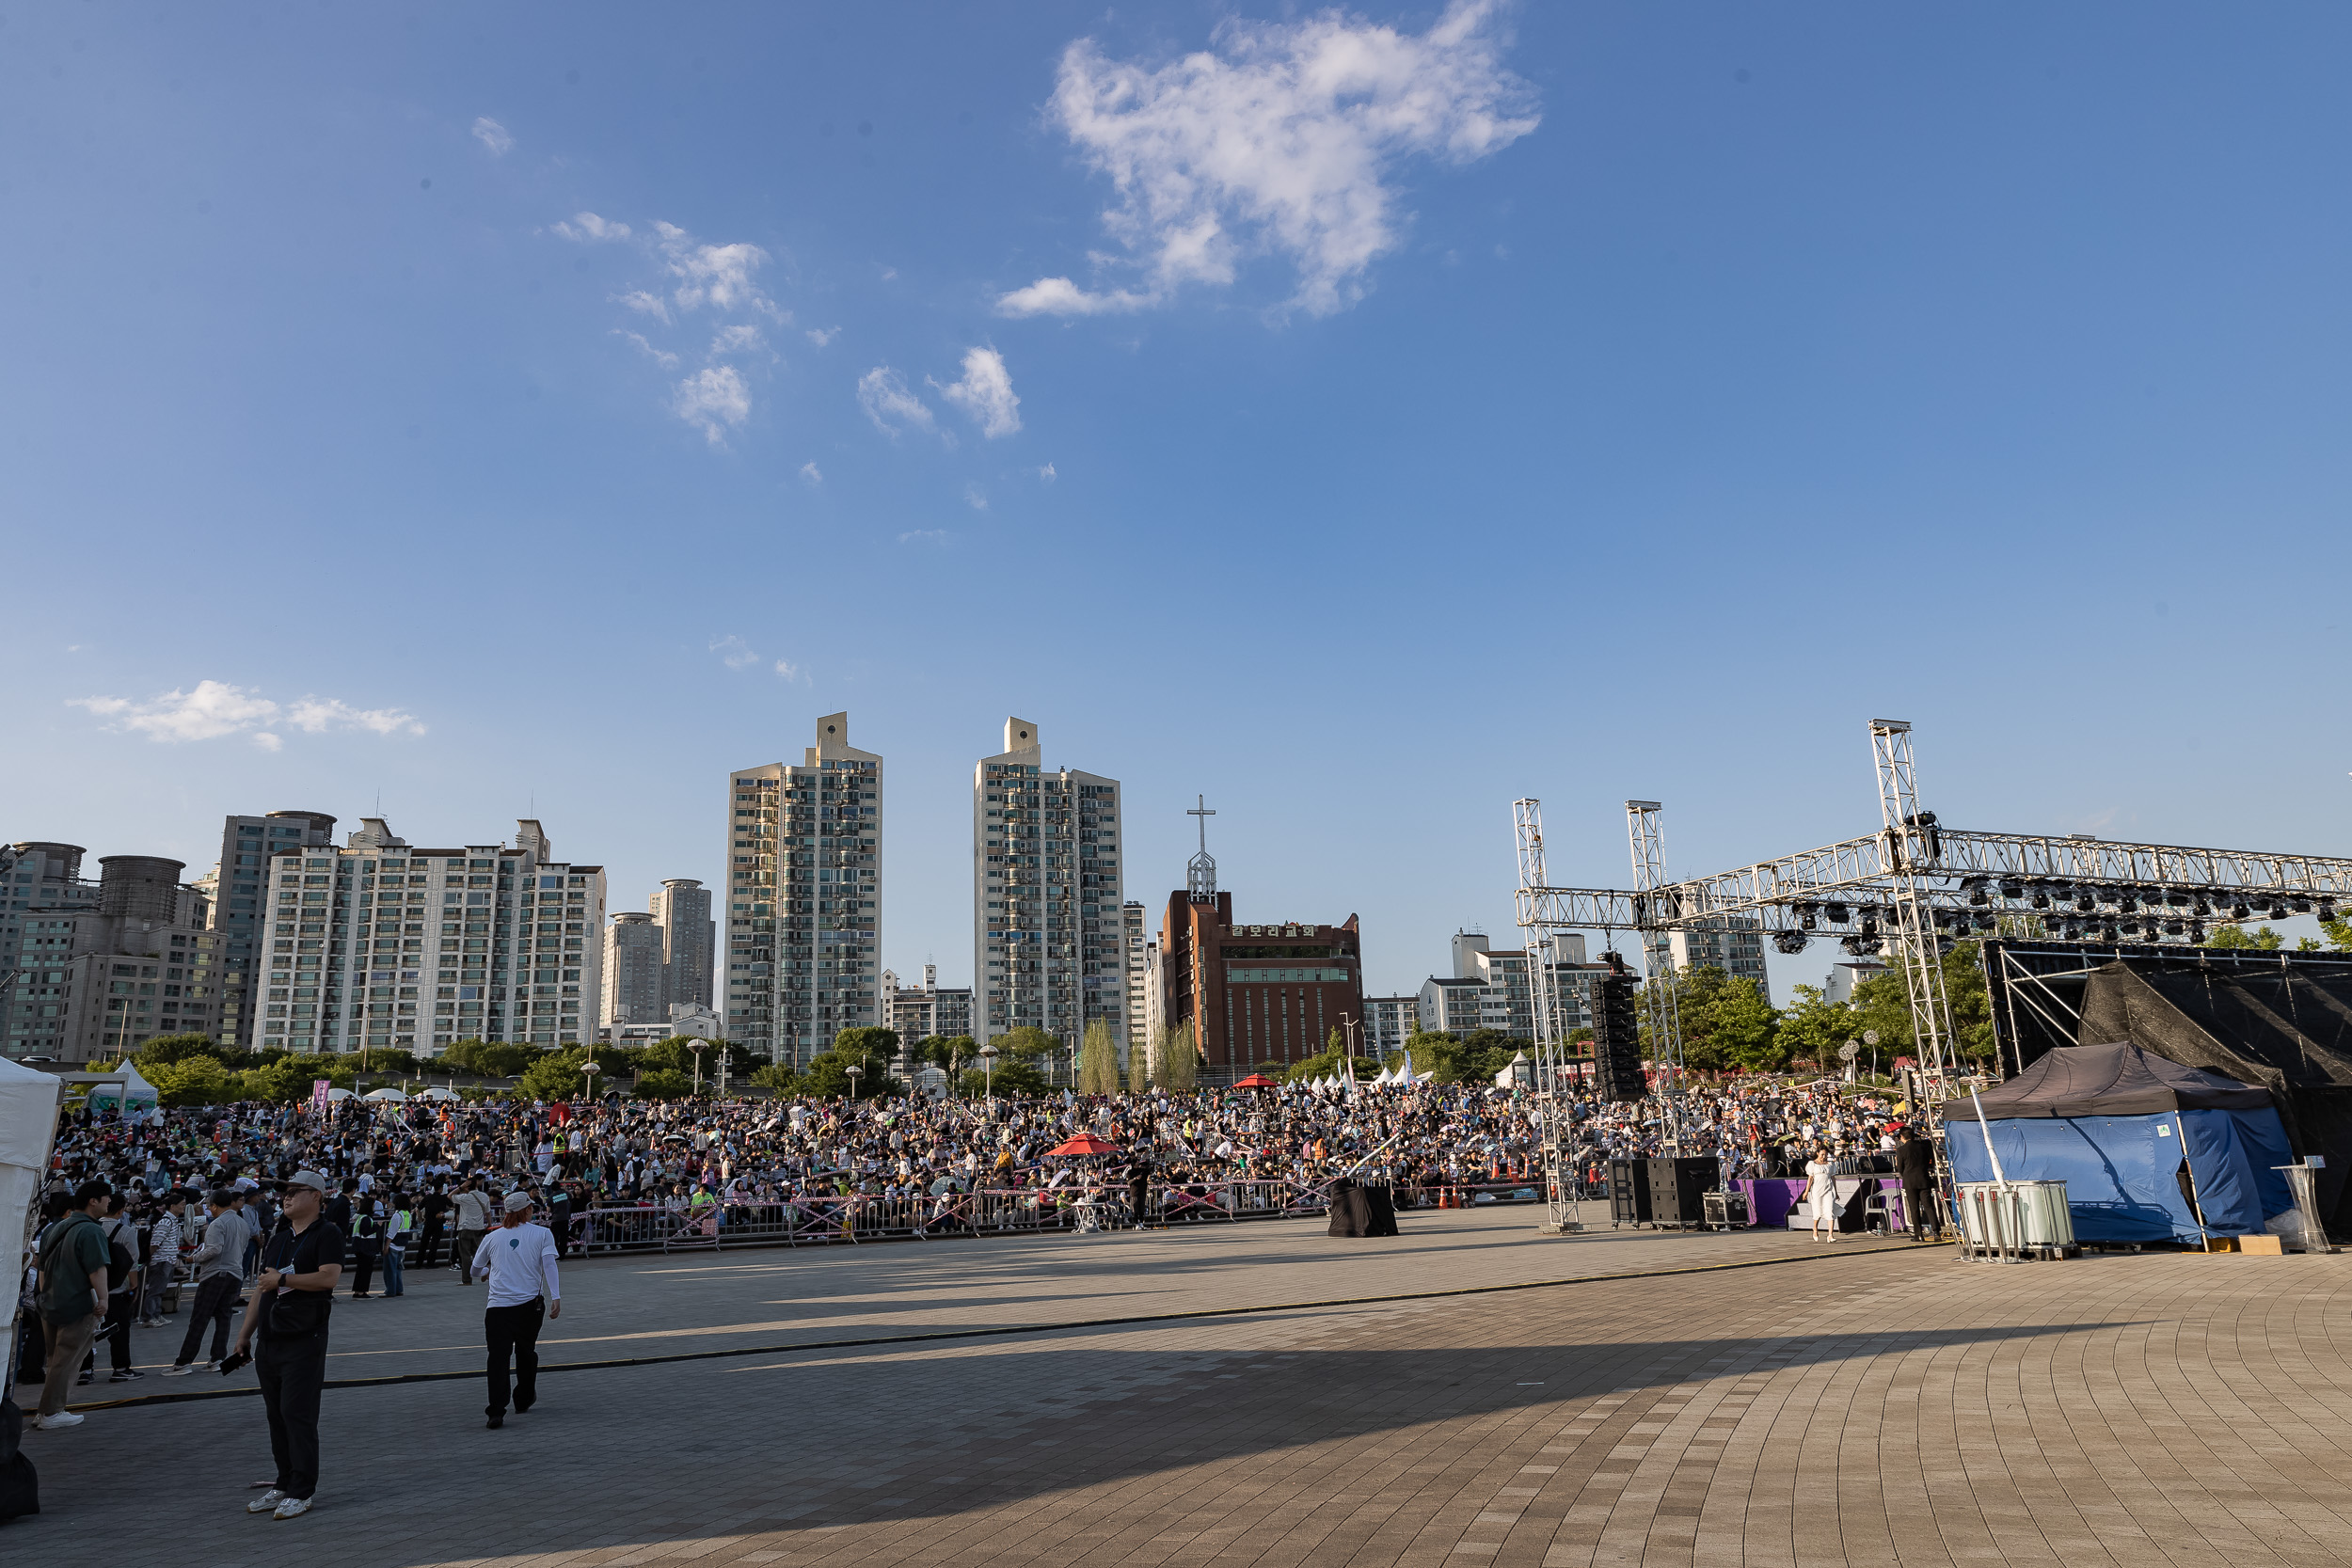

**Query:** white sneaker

left=162, top=1363, right=200, bottom=1377
left=273, top=1496, right=314, bottom=1520
left=247, top=1489, right=287, bottom=1513
left=34, top=1411, right=84, bottom=1430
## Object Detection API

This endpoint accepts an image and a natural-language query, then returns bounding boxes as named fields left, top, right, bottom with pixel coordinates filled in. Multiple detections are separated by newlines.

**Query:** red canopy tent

left=1044, top=1132, right=1122, bottom=1158
left=1232, top=1073, right=1279, bottom=1088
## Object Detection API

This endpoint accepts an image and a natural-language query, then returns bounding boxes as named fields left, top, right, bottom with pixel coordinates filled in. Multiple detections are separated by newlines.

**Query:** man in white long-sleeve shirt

left=469, top=1192, right=560, bottom=1429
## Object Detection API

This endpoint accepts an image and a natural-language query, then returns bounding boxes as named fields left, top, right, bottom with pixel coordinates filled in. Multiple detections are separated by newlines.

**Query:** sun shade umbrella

left=1045, top=1132, right=1123, bottom=1158
left=1232, top=1073, right=1279, bottom=1088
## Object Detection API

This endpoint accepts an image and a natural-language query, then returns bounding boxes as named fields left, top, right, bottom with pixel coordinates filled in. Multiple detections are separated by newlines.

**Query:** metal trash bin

left=1957, top=1180, right=2074, bottom=1259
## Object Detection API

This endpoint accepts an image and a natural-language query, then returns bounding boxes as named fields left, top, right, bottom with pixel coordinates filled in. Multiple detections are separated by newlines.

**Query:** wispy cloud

left=612, top=329, right=678, bottom=370
left=709, top=635, right=761, bottom=670
left=1038, top=462, right=1058, bottom=483
left=999, top=0, right=1537, bottom=319
left=654, top=222, right=781, bottom=319
left=615, top=291, right=671, bottom=324
left=673, top=366, right=751, bottom=444
left=804, top=326, right=839, bottom=348
left=709, top=324, right=769, bottom=357
left=553, top=211, right=632, bottom=243
left=857, top=366, right=936, bottom=436
left=773, top=659, right=804, bottom=682
left=799, top=461, right=823, bottom=484
left=471, top=117, right=515, bottom=157
left=69, top=680, right=423, bottom=746
left=932, top=347, right=1022, bottom=438
left=963, top=483, right=989, bottom=512
left=898, top=529, right=949, bottom=546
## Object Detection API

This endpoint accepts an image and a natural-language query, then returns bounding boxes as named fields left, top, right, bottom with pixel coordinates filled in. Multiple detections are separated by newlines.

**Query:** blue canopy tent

left=1943, top=1041, right=2296, bottom=1243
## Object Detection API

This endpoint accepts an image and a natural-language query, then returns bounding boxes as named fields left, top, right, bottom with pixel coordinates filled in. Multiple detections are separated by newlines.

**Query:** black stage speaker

left=1593, top=958, right=1644, bottom=1102
left=1645, top=1156, right=1719, bottom=1226
left=1608, top=1158, right=1653, bottom=1226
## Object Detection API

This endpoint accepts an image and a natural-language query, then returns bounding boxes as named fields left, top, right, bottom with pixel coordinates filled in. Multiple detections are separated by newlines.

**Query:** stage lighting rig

left=1772, top=929, right=1809, bottom=955
left=1825, top=902, right=1849, bottom=924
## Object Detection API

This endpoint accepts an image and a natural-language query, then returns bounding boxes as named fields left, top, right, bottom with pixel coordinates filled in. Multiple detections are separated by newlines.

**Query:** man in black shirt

left=231, top=1169, right=344, bottom=1520
left=1893, top=1128, right=1941, bottom=1242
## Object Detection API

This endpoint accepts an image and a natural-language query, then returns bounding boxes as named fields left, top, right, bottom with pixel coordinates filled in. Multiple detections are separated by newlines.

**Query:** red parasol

left=1044, top=1132, right=1123, bottom=1158
left=1232, top=1073, right=1279, bottom=1088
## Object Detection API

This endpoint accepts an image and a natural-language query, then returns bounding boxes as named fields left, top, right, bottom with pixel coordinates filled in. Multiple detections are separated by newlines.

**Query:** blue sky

left=8, top=4, right=2352, bottom=1000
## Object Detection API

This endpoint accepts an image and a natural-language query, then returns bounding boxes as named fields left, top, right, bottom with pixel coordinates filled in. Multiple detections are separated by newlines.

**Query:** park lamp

left=977, top=1041, right=999, bottom=1104
left=846, top=1063, right=865, bottom=1101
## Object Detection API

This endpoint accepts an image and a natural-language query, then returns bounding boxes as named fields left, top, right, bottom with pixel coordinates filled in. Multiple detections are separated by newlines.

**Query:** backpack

left=102, top=1219, right=138, bottom=1296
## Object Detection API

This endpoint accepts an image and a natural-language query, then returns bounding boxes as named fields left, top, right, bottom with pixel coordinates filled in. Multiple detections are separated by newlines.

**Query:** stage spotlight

left=2166, top=891, right=2190, bottom=909
left=2231, top=902, right=2251, bottom=922
left=2194, top=896, right=2213, bottom=916
left=2075, top=892, right=2097, bottom=912
left=1772, top=929, right=1808, bottom=955
left=2100, top=925, right=2121, bottom=943
left=2322, top=902, right=2339, bottom=923
left=2030, top=891, right=2051, bottom=910
left=2118, top=893, right=2138, bottom=912
left=1793, top=900, right=1819, bottom=929
left=2000, top=880, right=2024, bottom=899
left=1859, top=916, right=1880, bottom=940
left=2268, top=902, right=2290, bottom=923
left=2190, top=921, right=2206, bottom=942
left=1825, top=902, right=1849, bottom=924
left=1973, top=914, right=1995, bottom=932
left=2291, top=897, right=2312, bottom=914
left=2165, top=920, right=2186, bottom=936
left=1962, top=877, right=1990, bottom=907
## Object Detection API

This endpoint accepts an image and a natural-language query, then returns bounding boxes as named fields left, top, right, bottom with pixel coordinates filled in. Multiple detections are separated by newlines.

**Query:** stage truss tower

left=1515, top=799, right=1582, bottom=1233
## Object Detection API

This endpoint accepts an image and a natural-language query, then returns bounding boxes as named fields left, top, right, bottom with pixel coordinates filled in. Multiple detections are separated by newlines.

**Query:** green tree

left=961, top=1059, right=1046, bottom=1098
left=1152, top=1023, right=1198, bottom=1092
left=517, top=1050, right=596, bottom=1102
left=132, top=1033, right=220, bottom=1069
left=634, top=1068, right=696, bottom=1100
left=749, top=1062, right=801, bottom=1095
left=832, top=1025, right=901, bottom=1069
left=1128, top=1026, right=1151, bottom=1093
left=234, top=1054, right=319, bottom=1103
left=802, top=1033, right=901, bottom=1099
left=915, top=1034, right=977, bottom=1079
left=1835, top=940, right=1997, bottom=1069
left=996, top=1026, right=1063, bottom=1064
left=1077, top=1019, right=1120, bottom=1095
left=1396, top=1029, right=1463, bottom=1084
left=1640, top=964, right=1733, bottom=1069
left=2206, top=923, right=2286, bottom=951
left=1286, top=1044, right=1378, bottom=1085
left=1708, top=975, right=1782, bottom=1070
left=1773, top=984, right=1856, bottom=1069
left=151, top=1054, right=234, bottom=1106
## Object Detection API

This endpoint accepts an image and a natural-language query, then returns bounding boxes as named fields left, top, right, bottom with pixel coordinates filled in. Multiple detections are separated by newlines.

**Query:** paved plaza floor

left=13, top=1207, right=2352, bottom=1567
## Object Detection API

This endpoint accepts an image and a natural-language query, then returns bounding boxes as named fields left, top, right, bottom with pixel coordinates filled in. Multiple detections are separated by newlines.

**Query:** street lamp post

left=688, top=1037, right=710, bottom=1094
left=846, top=1063, right=864, bottom=1102
left=978, top=1042, right=999, bottom=1107
left=581, top=1059, right=601, bottom=1101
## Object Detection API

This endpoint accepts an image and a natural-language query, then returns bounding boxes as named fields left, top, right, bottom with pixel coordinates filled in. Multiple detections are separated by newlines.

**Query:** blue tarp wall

left=1947, top=1106, right=2296, bottom=1243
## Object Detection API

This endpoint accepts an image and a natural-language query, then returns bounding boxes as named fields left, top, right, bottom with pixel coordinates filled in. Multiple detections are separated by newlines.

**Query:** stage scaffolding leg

left=1627, top=800, right=1687, bottom=1148
left=1517, top=799, right=1582, bottom=1233
left=1871, top=720, right=1964, bottom=1238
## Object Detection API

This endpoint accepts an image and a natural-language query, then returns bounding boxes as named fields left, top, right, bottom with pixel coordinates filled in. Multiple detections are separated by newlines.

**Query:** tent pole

left=2175, top=1110, right=2211, bottom=1250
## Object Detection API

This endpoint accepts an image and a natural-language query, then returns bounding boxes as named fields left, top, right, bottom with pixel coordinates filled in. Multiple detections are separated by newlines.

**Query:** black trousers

left=484, top=1300, right=544, bottom=1417
left=84, top=1292, right=135, bottom=1373
left=1904, top=1180, right=1942, bottom=1237
left=420, top=1221, right=445, bottom=1269
left=256, top=1332, right=328, bottom=1499
left=350, top=1243, right=379, bottom=1296
left=176, top=1274, right=241, bottom=1366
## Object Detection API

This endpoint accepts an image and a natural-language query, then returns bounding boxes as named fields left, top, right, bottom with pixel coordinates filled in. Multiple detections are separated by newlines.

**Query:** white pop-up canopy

left=1, top=1057, right=65, bottom=1338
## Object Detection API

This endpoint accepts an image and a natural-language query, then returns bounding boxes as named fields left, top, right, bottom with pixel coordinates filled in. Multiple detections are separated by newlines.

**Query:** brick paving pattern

left=12, top=1212, right=2350, bottom=1567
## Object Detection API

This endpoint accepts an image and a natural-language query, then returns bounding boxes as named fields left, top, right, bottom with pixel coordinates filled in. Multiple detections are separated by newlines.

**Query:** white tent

left=361, top=1086, right=409, bottom=1102
left=326, top=1087, right=357, bottom=1102
left=414, top=1085, right=461, bottom=1102
left=2, top=1058, right=65, bottom=1351
left=83, top=1061, right=159, bottom=1117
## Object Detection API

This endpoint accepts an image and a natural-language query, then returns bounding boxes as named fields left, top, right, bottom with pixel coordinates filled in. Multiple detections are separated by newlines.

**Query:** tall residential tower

left=725, top=712, right=883, bottom=1066
left=973, top=718, right=1124, bottom=1050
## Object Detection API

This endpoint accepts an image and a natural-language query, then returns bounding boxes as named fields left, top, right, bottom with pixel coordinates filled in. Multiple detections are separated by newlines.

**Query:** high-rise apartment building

left=725, top=713, right=883, bottom=1066
left=1644, top=918, right=1771, bottom=1002
left=649, top=878, right=714, bottom=1012
left=882, top=963, right=974, bottom=1047
left=256, top=817, right=606, bottom=1055
left=2, top=842, right=101, bottom=1057
left=1121, top=900, right=1151, bottom=1069
left=213, top=811, right=339, bottom=1053
left=1362, top=995, right=1420, bottom=1056
left=973, top=719, right=1123, bottom=1048
left=3, top=847, right=215, bottom=1059
left=1418, top=928, right=1607, bottom=1044
left=602, top=912, right=666, bottom=1026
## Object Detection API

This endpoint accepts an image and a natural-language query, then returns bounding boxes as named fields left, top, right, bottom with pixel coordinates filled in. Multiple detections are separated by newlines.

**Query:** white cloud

left=1039, top=462, right=1057, bottom=483
left=856, top=366, right=935, bottom=436
left=799, top=461, right=823, bottom=484
left=963, top=483, right=989, bottom=511
left=898, top=529, right=949, bottom=545
left=69, top=680, right=422, bottom=744
left=773, top=659, right=803, bottom=681
left=931, top=347, right=1022, bottom=438
left=553, top=211, right=632, bottom=243
left=1001, top=0, right=1537, bottom=318
left=285, top=697, right=428, bottom=736
left=615, top=291, right=671, bottom=324
left=674, top=366, right=752, bottom=445
left=804, top=326, right=839, bottom=348
left=709, top=634, right=760, bottom=670
left=654, top=221, right=780, bottom=318
left=709, top=324, right=768, bottom=357
left=995, top=277, right=1154, bottom=318
left=471, top=117, right=515, bottom=157
left=612, top=329, right=679, bottom=370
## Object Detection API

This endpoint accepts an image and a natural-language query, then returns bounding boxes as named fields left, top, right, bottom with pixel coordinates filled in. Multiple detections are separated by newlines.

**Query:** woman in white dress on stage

left=1804, top=1144, right=1839, bottom=1243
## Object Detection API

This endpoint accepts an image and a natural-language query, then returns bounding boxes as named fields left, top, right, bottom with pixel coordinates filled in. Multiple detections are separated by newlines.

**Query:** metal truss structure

left=1514, top=799, right=1582, bottom=1233
left=1511, top=719, right=2352, bottom=1231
